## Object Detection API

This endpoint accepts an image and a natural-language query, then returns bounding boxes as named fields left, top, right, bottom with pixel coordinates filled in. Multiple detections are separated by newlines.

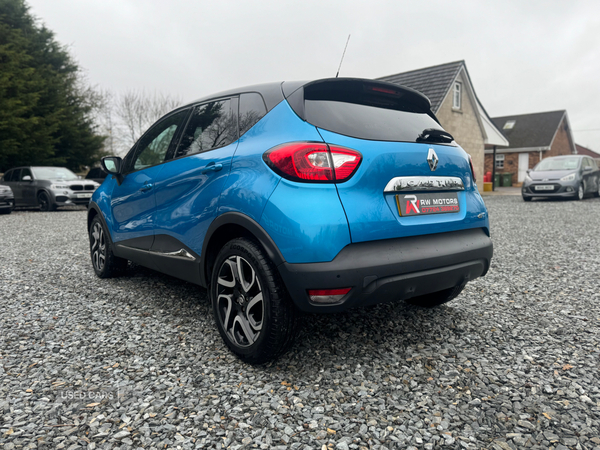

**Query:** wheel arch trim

left=200, top=212, right=285, bottom=287
left=87, top=202, right=116, bottom=246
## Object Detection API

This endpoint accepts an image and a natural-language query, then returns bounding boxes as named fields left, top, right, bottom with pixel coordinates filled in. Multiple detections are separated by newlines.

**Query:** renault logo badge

left=427, top=148, right=438, bottom=171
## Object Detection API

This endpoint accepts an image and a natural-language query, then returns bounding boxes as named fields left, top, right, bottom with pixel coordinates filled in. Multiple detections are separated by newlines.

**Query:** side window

left=20, top=168, right=32, bottom=180
left=175, top=99, right=236, bottom=158
left=130, top=109, right=189, bottom=172
left=495, top=154, right=504, bottom=169
left=453, top=82, right=462, bottom=109
left=3, top=170, right=14, bottom=182
left=239, top=93, right=267, bottom=137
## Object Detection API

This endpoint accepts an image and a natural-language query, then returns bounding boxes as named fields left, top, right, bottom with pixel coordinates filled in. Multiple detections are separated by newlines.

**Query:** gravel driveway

left=1, top=196, right=599, bottom=450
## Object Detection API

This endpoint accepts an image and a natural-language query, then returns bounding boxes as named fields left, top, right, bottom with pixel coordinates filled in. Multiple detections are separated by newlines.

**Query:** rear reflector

left=308, top=287, right=352, bottom=304
left=263, top=142, right=361, bottom=183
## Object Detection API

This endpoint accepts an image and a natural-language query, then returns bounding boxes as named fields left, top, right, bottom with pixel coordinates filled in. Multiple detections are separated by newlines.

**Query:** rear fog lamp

left=308, top=287, right=352, bottom=304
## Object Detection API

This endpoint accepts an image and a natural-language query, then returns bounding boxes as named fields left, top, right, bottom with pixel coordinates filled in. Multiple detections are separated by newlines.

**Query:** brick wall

left=435, top=71, right=485, bottom=191
left=548, top=117, right=574, bottom=157
left=483, top=116, right=574, bottom=185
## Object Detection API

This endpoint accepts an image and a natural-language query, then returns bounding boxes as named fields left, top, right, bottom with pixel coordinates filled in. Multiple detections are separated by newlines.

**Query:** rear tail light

left=308, top=287, right=352, bottom=304
left=468, top=154, right=476, bottom=183
left=263, top=142, right=361, bottom=183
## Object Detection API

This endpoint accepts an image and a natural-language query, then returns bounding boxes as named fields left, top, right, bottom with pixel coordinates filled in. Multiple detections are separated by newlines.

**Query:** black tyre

left=594, top=181, right=600, bottom=198
left=89, top=216, right=127, bottom=278
left=406, top=284, right=465, bottom=308
left=575, top=184, right=584, bottom=201
left=38, top=191, right=56, bottom=211
left=522, top=195, right=532, bottom=202
left=211, top=238, right=298, bottom=364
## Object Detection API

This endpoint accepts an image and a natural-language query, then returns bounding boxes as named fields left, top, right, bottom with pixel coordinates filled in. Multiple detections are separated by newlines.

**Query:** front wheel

left=211, top=238, right=298, bottom=364
left=38, top=192, right=56, bottom=211
left=89, top=216, right=127, bottom=278
left=406, top=284, right=465, bottom=308
left=575, top=184, right=584, bottom=201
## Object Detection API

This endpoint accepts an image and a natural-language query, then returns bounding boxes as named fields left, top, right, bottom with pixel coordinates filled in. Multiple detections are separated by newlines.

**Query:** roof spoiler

left=283, top=78, right=432, bottom=121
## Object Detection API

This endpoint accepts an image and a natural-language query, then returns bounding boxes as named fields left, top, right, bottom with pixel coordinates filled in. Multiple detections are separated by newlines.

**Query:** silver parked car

left=1, top=166, right=99, bottom=211
left=522, top=155, right=600, bottom=201
left=0, top=183, right=14, bottom=214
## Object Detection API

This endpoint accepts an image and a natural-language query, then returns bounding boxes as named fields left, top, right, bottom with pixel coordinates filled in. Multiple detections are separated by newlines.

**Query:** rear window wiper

left=416, top=128, right=454, bottom=144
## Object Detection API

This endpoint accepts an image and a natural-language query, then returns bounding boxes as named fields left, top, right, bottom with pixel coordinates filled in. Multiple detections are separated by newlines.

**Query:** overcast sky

left=26, top=0, right=600, bottom=152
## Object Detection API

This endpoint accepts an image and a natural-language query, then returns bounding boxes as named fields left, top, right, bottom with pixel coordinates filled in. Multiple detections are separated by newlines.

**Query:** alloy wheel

left=90, top=222, right=106, bottom=271
left=38, top=193, right=50, bottom=211
left=215, top=255, right=264, bottom=348
left=577, top=185, right=584, bottom=200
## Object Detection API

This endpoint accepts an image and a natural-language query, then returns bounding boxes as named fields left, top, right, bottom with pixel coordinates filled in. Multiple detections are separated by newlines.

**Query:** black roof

left=376, top=61, right=464, bottom=112
left=491, top=110, right=566, bottom=150
left=188, top=82, right=288, bottom=111
left=186, top=78, right=432, bottom=113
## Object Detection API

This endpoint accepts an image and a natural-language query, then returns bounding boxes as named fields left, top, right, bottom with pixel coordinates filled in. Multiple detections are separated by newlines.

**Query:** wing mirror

left=101, top=156, right=124, bottom=185
left=22, top=175, right=32, bottom=181
left=584, top=166, right=593, bottom=172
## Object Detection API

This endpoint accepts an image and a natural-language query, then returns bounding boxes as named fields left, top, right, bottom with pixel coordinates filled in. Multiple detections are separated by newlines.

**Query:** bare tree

left=93, top=89, right=117, bottom=156
left=91, top=89, right=182, bottom=158
left=114, top=90, right=182, bottom=154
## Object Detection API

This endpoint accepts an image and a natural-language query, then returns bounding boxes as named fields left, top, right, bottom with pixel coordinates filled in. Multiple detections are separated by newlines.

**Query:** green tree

left=0, top=0, right=105, bottom=172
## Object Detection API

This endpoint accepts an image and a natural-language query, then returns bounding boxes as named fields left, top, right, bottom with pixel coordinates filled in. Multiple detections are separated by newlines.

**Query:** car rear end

left=258, top=78, right=492, bottom=312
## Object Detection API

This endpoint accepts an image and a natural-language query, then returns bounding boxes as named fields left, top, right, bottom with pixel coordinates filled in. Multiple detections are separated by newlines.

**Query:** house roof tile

left=491, top=110, right=566, bottom=150
left=377, top=61, right=464, bottom=112
left=575, top=144, right=600, bottom=158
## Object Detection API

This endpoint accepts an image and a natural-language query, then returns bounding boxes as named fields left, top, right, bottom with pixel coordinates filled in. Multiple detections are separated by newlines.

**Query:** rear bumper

left=277, top=228, right=493, bottom=313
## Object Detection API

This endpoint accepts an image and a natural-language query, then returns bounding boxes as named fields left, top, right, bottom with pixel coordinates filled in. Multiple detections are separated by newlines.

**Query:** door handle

left=201, top=163, right=223, bottom=174
left=139, top=183, right=153, bottom=192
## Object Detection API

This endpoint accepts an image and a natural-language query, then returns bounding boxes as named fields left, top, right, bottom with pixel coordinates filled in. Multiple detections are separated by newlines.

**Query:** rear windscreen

left=289, top=79, right=450, bottom=143
left=305, top=100, right=445, bottom=142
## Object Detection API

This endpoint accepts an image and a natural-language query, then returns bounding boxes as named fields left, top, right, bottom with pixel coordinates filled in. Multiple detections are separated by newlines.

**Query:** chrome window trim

left=384, top=176, right=465, bottom=192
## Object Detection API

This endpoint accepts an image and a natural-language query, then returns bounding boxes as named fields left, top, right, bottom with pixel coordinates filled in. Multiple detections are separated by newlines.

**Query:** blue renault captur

left=88, top=78, right=493, bottom=363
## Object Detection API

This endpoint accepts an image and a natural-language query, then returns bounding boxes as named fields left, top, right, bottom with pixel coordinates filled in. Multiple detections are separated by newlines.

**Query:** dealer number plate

left=534, top=185, right=554, bottom=191
left=396, top=192, right=460, bottom=216
left=77, top=193, right=93, bottom=198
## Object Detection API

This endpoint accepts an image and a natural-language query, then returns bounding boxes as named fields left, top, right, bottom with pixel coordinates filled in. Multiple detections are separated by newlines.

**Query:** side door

left=588, top=157, right=599, bottom=193
left=581, top=158, right=594, bottom=193
left=592, top=159, right=600, bottom=192
left=152, top=97, right=238, bottom=256
left=18, top=168, right=36, bottom=205
left=108, top=108, right=190, bottom=247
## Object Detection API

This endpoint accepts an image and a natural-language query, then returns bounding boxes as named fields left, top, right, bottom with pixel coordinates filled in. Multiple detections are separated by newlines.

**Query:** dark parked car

left=522, top=155, right=600, bottom=201
left=88, top=78, right=493, bottom=363
left=85, top=167, right=107, bottom=185
left=0, top=183, right=14, bottom=214
left=1, top=166, right=100, bottom=211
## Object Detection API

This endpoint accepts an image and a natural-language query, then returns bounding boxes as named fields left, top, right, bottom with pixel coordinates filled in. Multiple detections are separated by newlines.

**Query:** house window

left=495, top=154, right=505, bottom=169
left=452, top=82, right=461, bottom=109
